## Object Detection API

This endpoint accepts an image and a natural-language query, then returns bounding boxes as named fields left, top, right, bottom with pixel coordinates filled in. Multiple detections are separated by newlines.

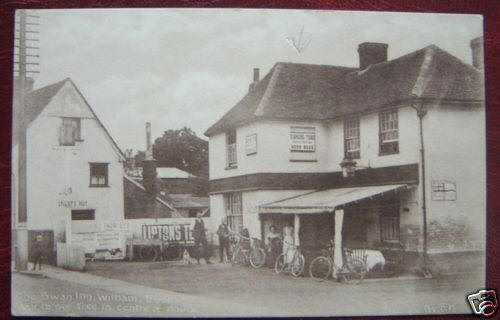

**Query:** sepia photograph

left=10, top=8, right=487, bottom=317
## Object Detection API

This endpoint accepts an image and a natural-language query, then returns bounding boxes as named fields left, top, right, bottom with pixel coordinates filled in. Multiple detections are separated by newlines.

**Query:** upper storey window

left=290, top=126, right=315, bottom=152
left=59, top=117, right=81, bottom=146
left=344, top=117, right=360, bottom=159
left=226, top=129, right=237, bottom=168
left=379, top=110, right=399, bottom=155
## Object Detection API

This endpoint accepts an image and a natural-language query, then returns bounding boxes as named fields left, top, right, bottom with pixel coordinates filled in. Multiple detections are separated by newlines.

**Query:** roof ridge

left=411, top=45, right=436, bottom=98
left=254, top=64, right=281, bottom=116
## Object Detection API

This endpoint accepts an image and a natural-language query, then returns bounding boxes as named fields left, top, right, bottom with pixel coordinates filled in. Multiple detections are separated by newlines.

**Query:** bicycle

left=308, top=240, right=367, bottom=284
left=229, top=232, right=266, bottom=268
left=274, top=240, right=305, bottom=277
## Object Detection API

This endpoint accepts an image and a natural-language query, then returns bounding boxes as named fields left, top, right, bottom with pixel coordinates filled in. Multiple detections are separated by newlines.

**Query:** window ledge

left=89, top=185, right=110, bottom=188
left=289, top=159, right=318, bottom=163
left=225, top=165, right=238, bottom=170
left=378, top=151, right=399, bottom=156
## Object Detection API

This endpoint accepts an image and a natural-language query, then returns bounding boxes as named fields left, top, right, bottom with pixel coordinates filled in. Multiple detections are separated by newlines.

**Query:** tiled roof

left=169, top=193, right=209, bottom=209
left=205, top=45, right=484, bottom=136
left=157, top=167, right=194, bottom=179
left=22, top=78, right=125, bottom=160
left=25, top=78, right=67, bottom=124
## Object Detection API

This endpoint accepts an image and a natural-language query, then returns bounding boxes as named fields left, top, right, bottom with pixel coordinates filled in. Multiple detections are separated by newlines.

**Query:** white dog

left=182, top=249, right=191, bottom=265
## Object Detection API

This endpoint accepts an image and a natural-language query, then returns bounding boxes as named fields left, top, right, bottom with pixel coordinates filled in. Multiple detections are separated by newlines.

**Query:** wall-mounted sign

left=245, top=134, right=257, bottom=155
left=431, top=180, right=457, bottom=201
left=58, top=200, right=88, bottom=208
left=101, top=220, right=131, bottom=231
left=142, top=223, right=194, bottom=244
left=290, top=127, right=315, bottom=152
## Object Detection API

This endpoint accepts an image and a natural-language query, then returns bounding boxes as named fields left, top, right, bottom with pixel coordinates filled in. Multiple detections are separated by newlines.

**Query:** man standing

left=31, top=234, right=43, bottom=271
left=217, top=220, right=231, bottom=263
left=193, top=212, right=212, bottom=264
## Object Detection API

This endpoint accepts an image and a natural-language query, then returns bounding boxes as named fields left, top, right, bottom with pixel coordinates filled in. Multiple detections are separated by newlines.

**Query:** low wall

left=56, top=242, right=86, bottom=271
left=401, top=250, right=485, bottom=276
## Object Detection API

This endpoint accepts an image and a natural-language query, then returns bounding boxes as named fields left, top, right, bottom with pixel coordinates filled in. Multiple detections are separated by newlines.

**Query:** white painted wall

left=26, top=81, right=125, bottom=242
left=326, top=105, right=420, bottom=171
left=209, top=106, right=420, bottom=180
left=423, top=102, right=486, bottom=252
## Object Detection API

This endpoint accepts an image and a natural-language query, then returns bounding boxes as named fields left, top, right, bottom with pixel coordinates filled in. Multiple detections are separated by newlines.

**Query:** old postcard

left=11, top=8, right=489, bottom=318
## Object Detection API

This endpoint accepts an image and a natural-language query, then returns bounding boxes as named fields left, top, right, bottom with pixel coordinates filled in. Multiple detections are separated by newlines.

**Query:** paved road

left=86, top=261, right=485, bottom=317
left=12, top=273, right=188, bottom=317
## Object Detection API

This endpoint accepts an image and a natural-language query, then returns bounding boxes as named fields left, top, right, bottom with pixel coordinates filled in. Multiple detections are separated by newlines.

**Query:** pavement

left=12, top=261, right=485, bottom=317
left=13, top=263, right=278, bottom=317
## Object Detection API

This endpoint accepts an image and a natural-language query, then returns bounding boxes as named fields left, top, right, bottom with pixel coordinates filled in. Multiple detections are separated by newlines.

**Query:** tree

left=151, top=127, right=208, bottom=178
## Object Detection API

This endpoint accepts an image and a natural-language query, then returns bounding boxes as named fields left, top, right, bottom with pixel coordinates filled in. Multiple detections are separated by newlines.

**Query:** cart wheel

left=291, top=253, right=305, bottom=277
left=249, top=247, right=266, bottom=269
left=275, top=253, right=287, bottom=274
left=140, top=245, right=158, bottom=262
left=309, top=256, right=332, bottom=281
left=342, top=258, right=366, bottom=284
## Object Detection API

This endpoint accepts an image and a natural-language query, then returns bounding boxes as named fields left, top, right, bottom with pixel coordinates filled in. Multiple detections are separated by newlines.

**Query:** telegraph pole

left=13, top=9, right=39, bottom=271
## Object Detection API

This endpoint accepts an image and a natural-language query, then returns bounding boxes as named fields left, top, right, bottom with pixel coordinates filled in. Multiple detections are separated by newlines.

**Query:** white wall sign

left=245, top=134, right=257, bottom=155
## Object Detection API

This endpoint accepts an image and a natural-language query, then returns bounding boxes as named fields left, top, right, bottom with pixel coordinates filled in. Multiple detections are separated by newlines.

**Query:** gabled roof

left=123, top=175, right=180, bottom=217
left=157, top=167, right=195, bottom=179
left=205, top=45, right=484, bottom=137
left=24, top=78, right=126, bottom=160
left=169, top=193, right=209, bottom=209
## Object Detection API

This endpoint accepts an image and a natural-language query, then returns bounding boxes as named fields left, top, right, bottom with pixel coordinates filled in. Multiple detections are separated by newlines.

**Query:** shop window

left=380, top=205, right=400, bottom=242
left=431, top=180, right=457, bottom=201
left=89, top=163, right=108, bottom=187
left=224, top=192, right=243, bottom=233
left=72, top=209, right=95, bottom=220
left=226, top=129, right=237, bottom=168
left=379, top=110, right=399, bottom=155
left=59, top=117, right=81, bottom=146
left=344, top=117, right=360, bottom=159
left=290, top=126, right=315, bottom=152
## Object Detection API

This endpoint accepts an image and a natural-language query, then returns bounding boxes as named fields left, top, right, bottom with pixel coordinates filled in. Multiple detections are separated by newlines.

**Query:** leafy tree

left=151, top=126, right=208, bottom=178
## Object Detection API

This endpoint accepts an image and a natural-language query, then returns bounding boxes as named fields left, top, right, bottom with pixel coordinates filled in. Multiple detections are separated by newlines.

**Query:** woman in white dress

left=282, top=225, right=295, bottom=264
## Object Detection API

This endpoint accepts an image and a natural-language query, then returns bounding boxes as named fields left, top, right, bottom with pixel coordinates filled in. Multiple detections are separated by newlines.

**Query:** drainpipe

left=412, top=99, right=432, bottom=278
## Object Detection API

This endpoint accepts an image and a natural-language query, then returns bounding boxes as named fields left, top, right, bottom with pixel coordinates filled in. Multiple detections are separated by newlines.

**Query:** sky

left=20, top=8, right=482, bottom=152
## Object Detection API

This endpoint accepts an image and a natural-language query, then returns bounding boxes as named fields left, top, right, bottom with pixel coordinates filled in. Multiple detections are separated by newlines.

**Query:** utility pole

left=13, top=9, right=39, bottom=271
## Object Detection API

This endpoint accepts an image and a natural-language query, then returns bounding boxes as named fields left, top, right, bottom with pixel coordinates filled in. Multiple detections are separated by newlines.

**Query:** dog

left=182, top=249, right=191, bottom=265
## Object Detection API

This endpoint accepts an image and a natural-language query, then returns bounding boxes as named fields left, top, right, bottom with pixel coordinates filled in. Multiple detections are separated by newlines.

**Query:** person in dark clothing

left=32, top=234, right=43, bottom=271
left=217, top=221, right=231, bottom=263
left=193, top=212, right=212, bottom=264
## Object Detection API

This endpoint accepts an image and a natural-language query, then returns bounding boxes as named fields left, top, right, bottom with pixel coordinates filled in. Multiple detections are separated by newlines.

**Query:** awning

left=259, top=184, right=411, bottom=215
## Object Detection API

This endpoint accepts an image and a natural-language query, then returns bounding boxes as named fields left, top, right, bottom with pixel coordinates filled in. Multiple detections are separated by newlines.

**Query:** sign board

left=290, top=127, right=315, bottom=152
left=245, top=134, right=257, bottom=155
left=142, top=223, right=194, bottom=244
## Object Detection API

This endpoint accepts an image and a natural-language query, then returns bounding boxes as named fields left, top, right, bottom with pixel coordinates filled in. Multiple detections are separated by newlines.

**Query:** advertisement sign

left=142, top=223, right=194, bottom=244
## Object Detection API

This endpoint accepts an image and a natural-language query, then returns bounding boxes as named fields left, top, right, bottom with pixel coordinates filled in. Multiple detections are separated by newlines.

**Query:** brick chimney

left=248, top=68, right=260, bottom=92
left=142, top=122, right=157, bottom=202
left=358, top=42, right=388, bottom=70
left=470, top=36, right=484, bottom=70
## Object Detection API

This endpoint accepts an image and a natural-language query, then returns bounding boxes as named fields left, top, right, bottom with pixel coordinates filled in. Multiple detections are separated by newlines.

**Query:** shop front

left=259, top=184, right=414, bottom=275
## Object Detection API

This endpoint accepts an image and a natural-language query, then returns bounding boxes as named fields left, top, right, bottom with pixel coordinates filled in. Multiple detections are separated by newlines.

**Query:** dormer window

left=226, top=129, right=237, bottom=168
left=344, top=117, right=360, bottom=159
left=59, top=117, right=81, bottom=146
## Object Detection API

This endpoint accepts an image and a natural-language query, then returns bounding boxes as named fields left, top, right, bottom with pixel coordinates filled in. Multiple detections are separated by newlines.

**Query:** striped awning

left=259, top=184, right=411, bottom=215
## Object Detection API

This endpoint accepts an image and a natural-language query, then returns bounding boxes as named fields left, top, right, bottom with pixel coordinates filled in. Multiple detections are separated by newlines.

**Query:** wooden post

left=333, top=209, right=344, bottom=277
left=293, top=214, right=300, bottom=246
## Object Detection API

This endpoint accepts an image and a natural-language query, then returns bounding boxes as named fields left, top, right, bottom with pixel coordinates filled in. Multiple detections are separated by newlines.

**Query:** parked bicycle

left=229, top=232, right=266, bottom=268
left=274, top=240, right=305, bottom=277
left=308, top=240, right=367, bottom=284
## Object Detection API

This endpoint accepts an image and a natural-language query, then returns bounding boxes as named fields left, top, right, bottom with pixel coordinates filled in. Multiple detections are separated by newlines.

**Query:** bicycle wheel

left=342, top=258, right=366, bottom=284
left=275, top=253, right=287, bottom=274
left=232, top=248, right=247, bottom=266
left=309, top=256, right=332, bottom=281
left=291, top=253, right=305, bottom=277
left=249, top=247, right=266, bottom=269
left=140, top=245, right=158, bottom=262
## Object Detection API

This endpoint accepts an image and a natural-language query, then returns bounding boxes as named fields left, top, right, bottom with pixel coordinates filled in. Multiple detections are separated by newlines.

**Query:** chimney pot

left=470, top=36, right=484, bottom=69
left=253, top=68, right=260, bottom=82
left=358, top=42, right=388, bottom=70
